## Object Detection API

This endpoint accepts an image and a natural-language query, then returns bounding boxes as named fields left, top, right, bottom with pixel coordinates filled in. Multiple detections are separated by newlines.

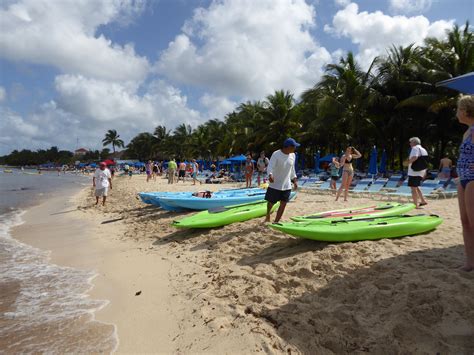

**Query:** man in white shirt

left=93, top=162, right=112, bottom=206
left=265, top=138, right=299, bottom=223
left=407, top=137, right=428, bottom=209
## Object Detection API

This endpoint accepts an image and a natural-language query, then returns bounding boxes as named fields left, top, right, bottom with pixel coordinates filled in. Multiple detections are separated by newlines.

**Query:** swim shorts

left=265, top=187, right=291, bottom=204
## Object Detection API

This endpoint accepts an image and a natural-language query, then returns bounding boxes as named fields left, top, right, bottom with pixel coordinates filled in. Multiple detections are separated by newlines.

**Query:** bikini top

left=457, top=125, right=474, bottom=180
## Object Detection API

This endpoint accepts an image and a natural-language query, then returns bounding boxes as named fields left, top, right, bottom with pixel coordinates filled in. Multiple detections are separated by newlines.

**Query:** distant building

left=74, top=148, right=89, bottom=156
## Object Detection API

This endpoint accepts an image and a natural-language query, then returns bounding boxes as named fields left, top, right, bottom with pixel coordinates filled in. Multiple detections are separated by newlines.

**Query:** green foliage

left=1, top=147, right=73, bottom=166
left=102, top=129, right=125, bottom=153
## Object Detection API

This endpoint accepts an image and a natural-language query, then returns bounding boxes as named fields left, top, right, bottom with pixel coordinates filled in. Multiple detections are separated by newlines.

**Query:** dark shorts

left=331, top=176, right=339, bottom=181
left=265, top=187, right=291, bottom=204
left=178, top=170, right=186, bottom=178
left=408, top=176, right=422, bottom=187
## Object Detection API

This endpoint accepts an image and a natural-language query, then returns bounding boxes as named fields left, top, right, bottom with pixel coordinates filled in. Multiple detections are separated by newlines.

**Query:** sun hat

left=283, top=138, right=300, bottom=147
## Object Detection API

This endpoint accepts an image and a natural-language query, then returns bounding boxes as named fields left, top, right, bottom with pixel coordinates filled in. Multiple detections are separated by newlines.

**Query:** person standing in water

left=335, top=146, right=362, bottom=202
left=264, top=138, right=299, bottom=223
left=245, top=154, right=254, bottom=188
left=93, top=162, right=112, bottom=206
left=256, top=151, right=269, bottom=186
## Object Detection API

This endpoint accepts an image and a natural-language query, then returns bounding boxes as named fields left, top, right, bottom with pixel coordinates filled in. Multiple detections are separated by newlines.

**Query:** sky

left=0, top=0, right=472, bottom=155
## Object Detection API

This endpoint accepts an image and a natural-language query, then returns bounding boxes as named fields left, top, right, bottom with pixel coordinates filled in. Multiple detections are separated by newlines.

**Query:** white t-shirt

left=267, top=150, right=297, bottom=191
left=94, top=168, right=111, bottom=188
left=408, top=145, right=428, bottom=177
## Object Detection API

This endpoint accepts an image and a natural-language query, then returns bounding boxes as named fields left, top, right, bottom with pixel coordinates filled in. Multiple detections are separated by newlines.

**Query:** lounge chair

left=366, top=178, right=388, bottom=196
left=437, top=180, right=458, bottom=198
left=382, top=174, right=403, bottom=191
left=384, top=179, right=441, bottom=200
left=350, top=178, right=373, bottom=196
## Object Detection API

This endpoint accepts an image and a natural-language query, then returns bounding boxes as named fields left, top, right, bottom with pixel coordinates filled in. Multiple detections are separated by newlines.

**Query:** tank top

left=457, top=125, right=474, bottom=181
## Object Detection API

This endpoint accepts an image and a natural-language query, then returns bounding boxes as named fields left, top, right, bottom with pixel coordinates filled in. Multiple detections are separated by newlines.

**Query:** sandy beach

left=11, top=174, right=474, bottom=353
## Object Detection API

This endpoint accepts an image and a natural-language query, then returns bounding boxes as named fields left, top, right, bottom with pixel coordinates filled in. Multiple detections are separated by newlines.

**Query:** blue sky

left=0, top=0, right=471, bottom=154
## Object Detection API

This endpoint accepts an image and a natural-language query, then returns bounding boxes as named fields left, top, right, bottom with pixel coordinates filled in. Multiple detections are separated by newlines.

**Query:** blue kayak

left=158, top=190, right=296, bottom=211
left=139, top=188, right=266, bottom=211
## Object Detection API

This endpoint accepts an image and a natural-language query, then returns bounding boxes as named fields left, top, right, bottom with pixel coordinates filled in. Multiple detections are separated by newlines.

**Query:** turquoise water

left=0, top=169, right=117, bottom=352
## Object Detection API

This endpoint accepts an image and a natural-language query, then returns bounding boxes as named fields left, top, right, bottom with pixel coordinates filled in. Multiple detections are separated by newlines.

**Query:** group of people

left=166, top=159, right=201, bottom=185
left=244, top=152, right=270, bottom=188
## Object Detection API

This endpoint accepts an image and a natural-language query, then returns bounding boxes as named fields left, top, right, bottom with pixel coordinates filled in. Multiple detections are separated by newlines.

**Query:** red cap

left=100, top=162, right=106, bottom=166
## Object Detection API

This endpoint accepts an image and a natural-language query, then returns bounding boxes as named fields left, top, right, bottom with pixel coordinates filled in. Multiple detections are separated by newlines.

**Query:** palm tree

left=102, top=129, right=124, bottom=153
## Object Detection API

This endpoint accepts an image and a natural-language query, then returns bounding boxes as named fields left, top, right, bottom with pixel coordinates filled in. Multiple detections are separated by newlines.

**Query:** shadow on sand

left=247, top=245, right=474, bottom=353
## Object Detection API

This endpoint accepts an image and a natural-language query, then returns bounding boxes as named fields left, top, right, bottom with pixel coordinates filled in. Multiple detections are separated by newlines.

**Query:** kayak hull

left=270, top=215, right=443, bottom=242
left=173, top=201, right=279, bottom=228
left=290, top=203, right=416, bottom=222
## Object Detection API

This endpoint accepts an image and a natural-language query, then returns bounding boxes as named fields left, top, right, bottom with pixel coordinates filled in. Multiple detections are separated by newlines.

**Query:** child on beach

left=329, top=157, right=340, bottom=192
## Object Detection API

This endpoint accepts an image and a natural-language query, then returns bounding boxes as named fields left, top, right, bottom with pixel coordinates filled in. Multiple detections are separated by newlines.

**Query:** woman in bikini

left=245, top=155, right=254, bottom=188
left=336, top=146, right=362, bottom=202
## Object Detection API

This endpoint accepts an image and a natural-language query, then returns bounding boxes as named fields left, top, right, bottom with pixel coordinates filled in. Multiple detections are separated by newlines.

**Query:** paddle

left=302, top=204, right=395, bottom=219
left=329, top=213, right=429, bottom=224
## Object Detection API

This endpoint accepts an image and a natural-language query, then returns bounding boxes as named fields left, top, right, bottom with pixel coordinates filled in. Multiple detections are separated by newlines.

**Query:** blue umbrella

left=301, top=154, right=306, bottom=170
left=436, top=72, right=474, bottom=94
left=319, top=154, right=337, bottom=163
left=314, top=151, right=321, bottom=173
left=379, top=149, right=387, bottom=174
left=368, top=146, right=378, bottom=176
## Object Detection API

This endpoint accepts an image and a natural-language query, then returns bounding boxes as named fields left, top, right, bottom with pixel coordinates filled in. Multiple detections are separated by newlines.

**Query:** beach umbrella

left=436, top=72, right=474, bottom=94
left=379, top=149, right=387, bottom=174
left=368, top=146, right=378, bottom=176
left=314, top=151, right=320, bottom=173
left=319, top=154, right=337, bottom=163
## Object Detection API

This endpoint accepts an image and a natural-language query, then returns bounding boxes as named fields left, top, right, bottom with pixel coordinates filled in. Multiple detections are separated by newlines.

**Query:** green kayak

left=172, top=201, right=279, bottom=228
left=269, top=214, right=442, bottom=242
left=290, top=202, right=415, bottom=222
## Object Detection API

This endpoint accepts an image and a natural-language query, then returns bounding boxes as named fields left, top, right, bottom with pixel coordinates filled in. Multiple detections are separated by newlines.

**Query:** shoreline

left=10, top=185, right=181, bottom=353
left=8, top=174, right=474, bottom=353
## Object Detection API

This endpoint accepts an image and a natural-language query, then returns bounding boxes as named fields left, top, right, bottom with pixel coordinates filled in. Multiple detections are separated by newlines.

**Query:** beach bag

left=411, top=154, right=428, bottom=171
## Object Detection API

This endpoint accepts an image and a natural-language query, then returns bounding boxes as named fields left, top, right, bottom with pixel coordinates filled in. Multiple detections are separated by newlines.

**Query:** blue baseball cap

left=283, top=138, right=300, bottom=148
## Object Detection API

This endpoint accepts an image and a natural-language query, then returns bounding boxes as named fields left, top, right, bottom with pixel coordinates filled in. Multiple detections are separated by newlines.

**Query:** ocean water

left=0, top=169, right=117, bottom=353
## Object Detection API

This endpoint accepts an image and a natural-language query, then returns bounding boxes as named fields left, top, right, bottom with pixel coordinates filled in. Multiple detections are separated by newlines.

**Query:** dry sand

left=14, top=173, right=474, bottom=353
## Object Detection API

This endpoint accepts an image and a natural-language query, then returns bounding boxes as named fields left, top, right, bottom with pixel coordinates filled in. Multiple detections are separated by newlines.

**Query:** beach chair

left=300, top=178, right=322, bottom=190
left=350, top=178, right=373, bottom=197
left=382, top=174, right=403, bottom=191
left=437, top=180, right=458, bottom=198
left=365, top=178, right=388, bottom=197
left=304, top=180, right=331, bottom=192
left=385, top=180, right=442, bottom=201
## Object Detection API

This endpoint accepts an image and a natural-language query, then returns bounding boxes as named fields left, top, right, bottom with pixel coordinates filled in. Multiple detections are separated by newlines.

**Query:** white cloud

left=156, top=0, right=331, bottom=99
left=325, top=3, right=453, bottom=68
left=0, top=87, right=6, bottom=102
left=0, top=0, right=149, bottom=82
left=389, top=0, right=432, bottom=14
left=199, top=94, right=237, bottom=119
left=0, top=76, right=203, bottom=154
left=334, top=0, right=351, bottom=7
